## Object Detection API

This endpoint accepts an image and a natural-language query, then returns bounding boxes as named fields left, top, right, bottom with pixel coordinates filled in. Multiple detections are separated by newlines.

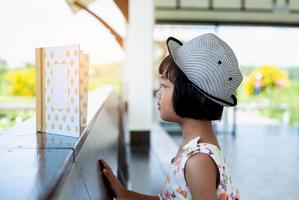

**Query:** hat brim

left=166, top=37, right=183, bottom=66
left=166, top=37, right=238, bottom=107
left=190, top=81, right=238, bottom=107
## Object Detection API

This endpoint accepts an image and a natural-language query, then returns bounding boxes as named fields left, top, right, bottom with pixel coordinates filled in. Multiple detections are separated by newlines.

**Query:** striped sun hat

left=166, top=33, right=243, bottom=107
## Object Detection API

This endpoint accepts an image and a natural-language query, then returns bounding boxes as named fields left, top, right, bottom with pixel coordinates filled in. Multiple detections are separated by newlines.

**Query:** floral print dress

left=159, top=136, right=239, bottom=200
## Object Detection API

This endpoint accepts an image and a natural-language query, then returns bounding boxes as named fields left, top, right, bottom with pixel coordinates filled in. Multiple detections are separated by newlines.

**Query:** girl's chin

left=159, top=113, right=171, bottom=121
left=159, top=113, right=180, bottom=123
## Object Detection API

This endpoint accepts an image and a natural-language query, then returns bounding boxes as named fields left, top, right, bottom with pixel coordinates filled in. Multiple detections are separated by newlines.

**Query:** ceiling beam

left=114, top=0, right=129, bottom=22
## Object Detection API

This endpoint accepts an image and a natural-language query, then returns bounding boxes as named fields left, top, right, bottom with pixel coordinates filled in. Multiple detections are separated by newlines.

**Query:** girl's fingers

left=100, top=159, right=113, bottom=172
left=103, top=168, right=124, bottom=196
left=103, top=169, right=114, bottom=182
left=100, top=160, right=128, bottom=199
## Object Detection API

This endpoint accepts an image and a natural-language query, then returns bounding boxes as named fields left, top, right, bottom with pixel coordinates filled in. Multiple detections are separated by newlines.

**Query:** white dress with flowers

left=159, top=136, right=239, bottom=200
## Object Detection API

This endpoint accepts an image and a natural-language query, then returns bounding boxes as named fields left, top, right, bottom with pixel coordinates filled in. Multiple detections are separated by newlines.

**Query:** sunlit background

left=1, top=0, right=298, bottom=130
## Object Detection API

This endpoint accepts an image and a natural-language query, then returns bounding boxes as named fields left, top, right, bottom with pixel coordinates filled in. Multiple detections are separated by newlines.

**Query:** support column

left=126, top=0, right=154, bottom=147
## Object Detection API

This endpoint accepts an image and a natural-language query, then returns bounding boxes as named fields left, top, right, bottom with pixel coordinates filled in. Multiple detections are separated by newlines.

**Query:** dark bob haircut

left=159, top=55, right=223, bottom=120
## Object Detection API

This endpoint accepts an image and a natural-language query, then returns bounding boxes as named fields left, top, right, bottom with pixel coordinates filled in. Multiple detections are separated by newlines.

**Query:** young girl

left=101, top=33, right=242, bottom=200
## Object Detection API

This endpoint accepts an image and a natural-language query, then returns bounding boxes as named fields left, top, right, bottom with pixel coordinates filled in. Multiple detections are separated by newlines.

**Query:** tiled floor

left=169, top=124, right=299, bottom=200
left=125, top=123, right=178, bottom=197
left=126, top=146, right=165, bottom=195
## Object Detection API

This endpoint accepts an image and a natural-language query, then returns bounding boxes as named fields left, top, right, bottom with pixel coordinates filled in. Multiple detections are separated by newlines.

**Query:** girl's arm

left=185, top=153, right=218, bottom=200
left=101, top=160, right=160, bottom=200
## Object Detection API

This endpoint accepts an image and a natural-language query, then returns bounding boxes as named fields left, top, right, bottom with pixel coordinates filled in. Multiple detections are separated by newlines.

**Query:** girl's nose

left=155, top=89, right=160, bottom=98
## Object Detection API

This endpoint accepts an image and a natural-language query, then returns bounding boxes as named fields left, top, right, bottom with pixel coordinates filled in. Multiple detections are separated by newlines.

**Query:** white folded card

left=36, top=45, right=89, bottom=137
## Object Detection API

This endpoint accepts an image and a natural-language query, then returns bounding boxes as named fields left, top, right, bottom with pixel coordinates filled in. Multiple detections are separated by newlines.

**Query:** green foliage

left=0, top=110, right=34, bottom=132
left=283, top=67, right=299, bottom=80
left=238, top=78, right=299, bottom=127
left=0, top=64, right=7, bottom=74
left=263, top=80, right=299, bottom=126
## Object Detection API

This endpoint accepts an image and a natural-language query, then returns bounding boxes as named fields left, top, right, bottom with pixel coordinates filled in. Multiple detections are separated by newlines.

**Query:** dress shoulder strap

left=180, top=137, right=226, bottom=175
left=182, top=137, right=224, bottom=163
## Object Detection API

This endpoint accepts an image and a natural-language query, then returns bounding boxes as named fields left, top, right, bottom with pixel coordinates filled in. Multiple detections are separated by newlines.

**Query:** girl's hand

left=101, top=160, right=160, bottom=200
left=100, top=159, right=129, bottom=199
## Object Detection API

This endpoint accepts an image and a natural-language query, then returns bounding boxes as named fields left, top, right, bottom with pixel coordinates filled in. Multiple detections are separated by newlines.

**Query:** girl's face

left=156, top=77, right=180, bottom=122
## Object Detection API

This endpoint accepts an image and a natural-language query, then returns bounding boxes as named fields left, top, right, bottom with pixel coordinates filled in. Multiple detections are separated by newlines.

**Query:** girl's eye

left=160, top=83, right=166, bottom=88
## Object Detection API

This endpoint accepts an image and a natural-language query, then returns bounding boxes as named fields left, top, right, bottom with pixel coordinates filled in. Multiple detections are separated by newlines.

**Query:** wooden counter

left=0, top=86, right=121, bottom=200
